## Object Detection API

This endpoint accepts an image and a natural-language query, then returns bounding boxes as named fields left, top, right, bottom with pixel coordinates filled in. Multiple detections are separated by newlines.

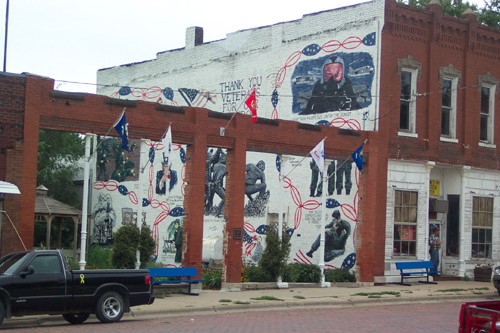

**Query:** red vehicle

left=458, top=301, right=500, bottom=333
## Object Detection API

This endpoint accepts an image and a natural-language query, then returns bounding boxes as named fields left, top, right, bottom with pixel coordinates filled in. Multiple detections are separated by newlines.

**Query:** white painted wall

left=97, top=0, right=384, bottom=132
left=385, top=160, right=500, bottom=280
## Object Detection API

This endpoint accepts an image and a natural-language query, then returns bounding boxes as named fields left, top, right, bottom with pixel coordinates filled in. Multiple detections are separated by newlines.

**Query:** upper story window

left=398, top=56, right=421, bottom=136
left=440, top=65, right=460, bottom=140
left=478, top=73, right=498, bottom=146
left=480, top=85, right=494, bottom=143
left=400, top=70, right=415, bottom=132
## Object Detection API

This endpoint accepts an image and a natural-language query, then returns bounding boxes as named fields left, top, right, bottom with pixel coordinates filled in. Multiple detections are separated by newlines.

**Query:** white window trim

left=440, top=137, right=458, bottom=143
left=398, top=131, right=418, bottom=138
left=478, top=141, right=496, bottom=149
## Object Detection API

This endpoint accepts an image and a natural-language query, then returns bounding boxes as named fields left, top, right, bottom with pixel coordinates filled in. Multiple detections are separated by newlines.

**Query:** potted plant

left=474, top=263, right=493, bottom=282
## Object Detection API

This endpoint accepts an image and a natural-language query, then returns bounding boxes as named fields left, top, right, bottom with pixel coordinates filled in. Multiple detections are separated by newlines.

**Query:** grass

left=250, top=295, right=284, bottom=301
left=219, top=299, right=232, bottom=303
left=435, top=287, right=490, bottom=294
left=293, top=295, right=306, bottom=299
left=436, top=288, right=467, bottom=292
left=352, top=291, right=401, bottom=297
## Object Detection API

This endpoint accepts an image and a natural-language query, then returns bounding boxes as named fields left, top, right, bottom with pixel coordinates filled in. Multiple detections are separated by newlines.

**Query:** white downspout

left=424, top=161, right=435, bottom=261
left=459, top=166, right=470, bottom=277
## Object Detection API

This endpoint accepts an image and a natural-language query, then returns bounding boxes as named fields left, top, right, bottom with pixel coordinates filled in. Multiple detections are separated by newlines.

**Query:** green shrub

left=139, top=224, right=156, bottom=268
left=86, top=245, right=113, bottom=269
left=258, top=223, right=291, bottom=281
left=243, top=264, right=272, bottom=282
left=112, top=224, right=140, bottom=269
left=65, top=255, right=80, bottom=270
left=324, top=268, right=356, bottom=282
left=202, top=270, right=222, bottom=289
left=111, top=224, right=156, bottom=269
left=283, top=263, right=321, bottom=283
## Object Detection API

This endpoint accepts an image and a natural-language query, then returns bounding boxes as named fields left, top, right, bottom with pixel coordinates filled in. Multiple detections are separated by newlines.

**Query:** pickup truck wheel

left=62, top=313, right=90, bottom=324
left=95, top=291, right=124, bottom=323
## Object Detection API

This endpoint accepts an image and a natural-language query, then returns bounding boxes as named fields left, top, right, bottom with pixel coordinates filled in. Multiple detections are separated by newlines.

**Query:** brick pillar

left=224, top=116, right=247, bottom=283
left=181, top=108, right=208, bottom=275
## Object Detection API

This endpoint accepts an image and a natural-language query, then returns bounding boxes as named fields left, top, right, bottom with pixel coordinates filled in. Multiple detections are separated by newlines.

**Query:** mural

left=202, top=147, right=228, bottom=264
left=96, top=137, right=139, bottom=182
left=91, top=136, right=187, bottom=267
left=305, top=209, right=351, bottom=262
left=92, top=193, right=116, bottom=245
left=242, top=152, right=359, bottom=270
left=291, top=52, right=374, bottom=115
left=163, top=218, right=183, bottom=263
left=205, top=148, right=227, bottom=217
left=244, top=160, right=269, bottom=217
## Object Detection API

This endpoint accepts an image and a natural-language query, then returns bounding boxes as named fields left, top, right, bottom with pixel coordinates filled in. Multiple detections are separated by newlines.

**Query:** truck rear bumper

left=129, top=292, right=155, bottom=307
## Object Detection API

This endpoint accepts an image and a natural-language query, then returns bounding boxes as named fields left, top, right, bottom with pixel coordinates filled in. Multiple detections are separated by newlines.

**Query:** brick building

left=0, top=0, right=499, bottom=283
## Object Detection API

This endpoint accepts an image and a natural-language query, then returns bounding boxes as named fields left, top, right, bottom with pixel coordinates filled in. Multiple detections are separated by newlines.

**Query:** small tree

left=139, top=224, right=156, bottom=268
left=111, top=224, right=156, bottom=269
left=258, top=223, right=291, bottom=281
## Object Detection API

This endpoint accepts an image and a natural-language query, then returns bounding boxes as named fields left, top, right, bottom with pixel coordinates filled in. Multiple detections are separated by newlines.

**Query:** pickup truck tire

left=95, top=291, right=125, bottom=323
left=62, top=313, right=90, bottom=324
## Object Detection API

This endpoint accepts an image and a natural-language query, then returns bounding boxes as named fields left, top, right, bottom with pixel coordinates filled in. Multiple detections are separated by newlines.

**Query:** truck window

left=30, top=255, right=63, bottom=274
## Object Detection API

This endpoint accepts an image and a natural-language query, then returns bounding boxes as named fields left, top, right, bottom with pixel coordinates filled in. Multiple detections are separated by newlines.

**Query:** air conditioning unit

left=429, top=198, right=448, bottom=213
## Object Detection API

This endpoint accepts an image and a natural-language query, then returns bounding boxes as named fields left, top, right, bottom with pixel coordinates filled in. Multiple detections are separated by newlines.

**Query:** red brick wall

left=0, top=74, right=27, bottom=253
left=382, top=0, right=500, bottom=168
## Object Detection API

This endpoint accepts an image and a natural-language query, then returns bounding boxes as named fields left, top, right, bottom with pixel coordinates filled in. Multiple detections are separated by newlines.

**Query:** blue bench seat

left=148, top=267, right=204, bottom=295
left=395, top=261, right=438, bottom=286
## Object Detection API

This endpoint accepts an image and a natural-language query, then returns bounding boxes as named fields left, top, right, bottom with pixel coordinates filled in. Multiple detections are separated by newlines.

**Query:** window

left=471, top=196, right=493, bottom=259
left=400, top=70, right=417, bottom=133
left=398, top=56, right=421, bottom=135
left=480, top=85, right=494, bottom=143
left=478, top=73, right=498, bottom=146
left=393, top=190, right=418, bottom=257
left=441, top=78, right=458, bottom=138
left=30, top=255, right=63, bottom=275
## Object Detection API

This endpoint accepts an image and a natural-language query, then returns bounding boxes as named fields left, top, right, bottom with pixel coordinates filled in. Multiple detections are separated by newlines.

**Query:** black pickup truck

left=0, top=250, right=154, bottom=325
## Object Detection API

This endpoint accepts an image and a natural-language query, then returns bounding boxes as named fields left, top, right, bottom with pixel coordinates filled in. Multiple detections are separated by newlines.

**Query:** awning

left=0, top=181, right=20, bottom=194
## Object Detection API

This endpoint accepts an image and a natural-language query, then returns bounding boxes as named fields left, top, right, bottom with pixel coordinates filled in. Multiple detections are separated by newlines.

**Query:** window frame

left=398, top=56, right=421, bottom=136
left=478, top=73, right=498, bottom=147
left=439, top=71, right=460, bottom=140
left=479, top=84, right=495, bottom=144
left=393, top=190, right=418, bottom=258
left=471, top=196, right=493, bottom=259
left=399, top=68, right=417, bottom=134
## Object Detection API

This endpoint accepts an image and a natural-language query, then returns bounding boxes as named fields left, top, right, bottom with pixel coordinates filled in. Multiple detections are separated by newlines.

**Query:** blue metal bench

left=148, top=267, right=204, bottom=295
left=395, top=261, right=438, bottom=286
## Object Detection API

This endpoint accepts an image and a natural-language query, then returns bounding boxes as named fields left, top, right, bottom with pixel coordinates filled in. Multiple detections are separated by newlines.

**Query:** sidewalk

left=128, top=279, right=498, bottom=318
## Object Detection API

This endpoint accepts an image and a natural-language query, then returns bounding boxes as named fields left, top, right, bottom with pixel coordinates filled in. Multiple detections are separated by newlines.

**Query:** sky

left=0, top=0, right=486, bottom=93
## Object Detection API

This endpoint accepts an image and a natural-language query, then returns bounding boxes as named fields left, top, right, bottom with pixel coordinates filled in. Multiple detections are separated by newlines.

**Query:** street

left=1, top=300, right=465, bottom=332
